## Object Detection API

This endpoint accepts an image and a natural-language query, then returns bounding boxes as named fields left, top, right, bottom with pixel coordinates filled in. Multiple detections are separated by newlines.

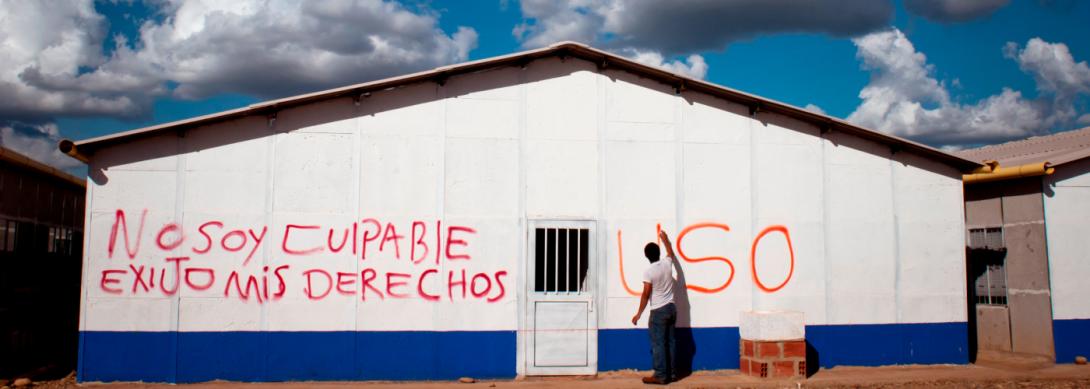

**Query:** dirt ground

left=18, top=364, right=1090, bottom=389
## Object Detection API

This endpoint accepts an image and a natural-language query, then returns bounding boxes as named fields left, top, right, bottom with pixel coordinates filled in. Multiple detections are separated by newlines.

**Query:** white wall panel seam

left=748, top=112, right=758, bottom=312
left=261, top=118, right=279, bottom=333
left=889, top=155, right=903, bottom=323
left=596, top=71, right=609, bottom=330
left=170, top=139, right=186, bottom=333
left=353, top=95, right=363, bottom=337
left=674, top=89, right=685, bottom=246
left=515, top=64, right=529, bottom=376
left=821, top=133, right=831, bottom=326
left=438, top=83, right=449, bottom=333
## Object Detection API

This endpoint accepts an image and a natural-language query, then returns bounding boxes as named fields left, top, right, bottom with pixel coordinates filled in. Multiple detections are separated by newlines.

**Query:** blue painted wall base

left=79, top=322, right=967, bottom=383
left=79, top=331, right=517, bottom=383
left=1054, top=319, right=1090, bottom=364
left=600, top=322, right=968, bottom=372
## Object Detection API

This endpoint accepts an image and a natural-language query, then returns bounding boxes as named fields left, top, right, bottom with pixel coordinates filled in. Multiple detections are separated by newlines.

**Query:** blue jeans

left=648, top=303, right=677, bottom=381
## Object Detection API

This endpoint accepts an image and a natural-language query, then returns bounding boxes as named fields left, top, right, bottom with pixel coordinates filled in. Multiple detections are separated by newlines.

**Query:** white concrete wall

left=1044, top=158, right=1090, bottom=321
left=79, top=57, right=968, bottom=335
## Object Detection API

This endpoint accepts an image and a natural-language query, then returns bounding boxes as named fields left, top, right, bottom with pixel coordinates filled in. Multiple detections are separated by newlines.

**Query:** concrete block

left=1000, top=182, right=1045, bottom=224
left=1008, top=292, right=1056, bottom=359
left=964, top=196, right=1002, bottom=227
left=740, top=310, right=805, bottom=341
left=1004, top=223, right=1050, bottom=291
left=975, top=305, right=1012, bottom=352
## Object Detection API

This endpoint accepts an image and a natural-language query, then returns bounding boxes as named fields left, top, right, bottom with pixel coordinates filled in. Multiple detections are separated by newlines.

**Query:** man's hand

left=631, top=314, right=640, bottom=326
left=659, top=230, right=674, bottom=258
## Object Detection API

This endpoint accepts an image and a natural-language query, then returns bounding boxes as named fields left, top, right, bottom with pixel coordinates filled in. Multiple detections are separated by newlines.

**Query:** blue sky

left=2, top=0, right=1089, bottom=173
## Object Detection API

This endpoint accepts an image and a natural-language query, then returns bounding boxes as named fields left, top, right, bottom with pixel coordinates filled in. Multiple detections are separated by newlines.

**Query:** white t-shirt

left=642, top=254, right=676, bottom=311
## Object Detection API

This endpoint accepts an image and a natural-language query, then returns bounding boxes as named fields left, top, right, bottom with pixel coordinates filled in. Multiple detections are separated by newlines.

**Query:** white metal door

left=524, top=220, right=597, bottom=375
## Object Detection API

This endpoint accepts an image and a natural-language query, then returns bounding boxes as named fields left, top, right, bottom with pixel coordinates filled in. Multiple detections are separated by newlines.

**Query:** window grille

left=968, top=227, right=1004, bottom=249
left=47, top=226, right=74, bottom=255
left=0, top=220, right=15, bottom=252
left=533, top=227, right=590, bottom=293
left=973, top=261, right=1008, bottom=306
left=48, top=227, right=55, bottom=253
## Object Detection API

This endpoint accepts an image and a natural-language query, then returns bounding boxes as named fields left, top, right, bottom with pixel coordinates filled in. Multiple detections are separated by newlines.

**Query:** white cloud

left=513, top=0, right=722, bottom=80
left=939, top=144, right=966, bottom=152
left=115, top=0, right=479, bottom=100
left=845, top=28, right=1089, bottom=146
left=625, top=50, right=708, bottom=79
left=0, top=0, right=478, bottom=122
left=513, top=0, right=892, bottom=55
left=0, top=0, right=478, bottom=171
left=514, top=0, right=603, bottom=49
left=1005, top=38, right=1090, bottom=124
left=0, top=123, right=84, bottom=171
left=0, top=0, right=150, bottom=121
left=1079, top=114, right=1090, bottom=126
left=903, top=0, right=1009, bottom=22
left=803, top=104, right=827, bottom=115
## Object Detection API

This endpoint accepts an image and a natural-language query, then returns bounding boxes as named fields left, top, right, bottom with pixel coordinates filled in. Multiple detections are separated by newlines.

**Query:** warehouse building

left=60, top=42, right=981, bottom=383
left=959, top=127, right=1090, bottom=365
left=0, top=146, right=85, bottom=379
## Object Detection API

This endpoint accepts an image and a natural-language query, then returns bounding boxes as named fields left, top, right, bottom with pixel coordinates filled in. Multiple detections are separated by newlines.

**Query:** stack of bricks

left=739, top=338, right=806, bottom=378
left=738, top=310, right=807, bottom=379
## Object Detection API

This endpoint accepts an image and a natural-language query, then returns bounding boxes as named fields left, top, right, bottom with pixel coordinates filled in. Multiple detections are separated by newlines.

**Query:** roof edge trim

left=0, top=146, right=86, bottom=188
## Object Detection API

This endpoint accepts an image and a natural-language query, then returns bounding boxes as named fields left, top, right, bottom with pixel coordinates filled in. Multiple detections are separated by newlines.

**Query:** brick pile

left=739, top=339, right=806, bottom=378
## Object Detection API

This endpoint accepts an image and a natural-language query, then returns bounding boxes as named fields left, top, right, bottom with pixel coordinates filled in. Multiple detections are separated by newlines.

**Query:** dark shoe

left=642, top=376, right=668, bottom=385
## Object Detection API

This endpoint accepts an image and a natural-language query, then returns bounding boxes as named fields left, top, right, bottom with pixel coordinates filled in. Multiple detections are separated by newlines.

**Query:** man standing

left=631, top=230, right=677, bottom=385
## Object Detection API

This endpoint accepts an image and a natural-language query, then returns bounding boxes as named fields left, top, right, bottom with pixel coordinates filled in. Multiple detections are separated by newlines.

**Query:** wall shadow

left=670, top=254, right=695, bottom=380
left=965, top=249, right=980, bottom=364
left=805, top=341, right=821, bottom=377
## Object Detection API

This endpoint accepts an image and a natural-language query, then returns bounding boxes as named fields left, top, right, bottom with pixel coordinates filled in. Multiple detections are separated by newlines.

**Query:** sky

left=1, top=0, right=1089, bottom=176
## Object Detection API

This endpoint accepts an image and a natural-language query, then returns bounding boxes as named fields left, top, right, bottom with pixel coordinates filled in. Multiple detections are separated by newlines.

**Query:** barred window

left=47, top=226, right=74, bottom=255
left=974, top=261, right=1007, bottom=306
left=968, top=227, right=1004, bottom=249
left=533, top=227, right=590, bottom=293
left=0, top=220, right=16, bottom=252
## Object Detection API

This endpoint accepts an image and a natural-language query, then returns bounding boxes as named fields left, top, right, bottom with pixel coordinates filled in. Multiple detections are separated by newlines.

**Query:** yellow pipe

left=963, top=162, right=1054, bottom=184
left=970, top=160, right=999, bottom=174
left=58, top=139, right=90, bottom=164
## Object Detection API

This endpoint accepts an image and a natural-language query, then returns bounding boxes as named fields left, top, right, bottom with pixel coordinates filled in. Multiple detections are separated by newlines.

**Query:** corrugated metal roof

left=0, top=145, right=86, bottom=188
left=957, top=127, right=1090, bottom=167
left=60, top=41, right=981, bottom=172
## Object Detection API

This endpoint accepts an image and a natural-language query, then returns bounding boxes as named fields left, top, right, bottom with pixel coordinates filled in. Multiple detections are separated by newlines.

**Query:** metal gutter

left=59, top=41, right=982, bottom=172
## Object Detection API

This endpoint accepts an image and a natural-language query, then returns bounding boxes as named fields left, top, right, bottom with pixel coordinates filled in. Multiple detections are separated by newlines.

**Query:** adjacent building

left=60, top=42, right=981, bottom=383
left=0, top=146, right=86, bottom=378
left=959, top=127, right=1090, bottom=364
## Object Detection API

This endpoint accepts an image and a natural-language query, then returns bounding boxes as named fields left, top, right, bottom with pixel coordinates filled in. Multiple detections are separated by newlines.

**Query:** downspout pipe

left=963, top=161, right=1054, bottom=184
left=58, top=139, right=90, bottom=164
